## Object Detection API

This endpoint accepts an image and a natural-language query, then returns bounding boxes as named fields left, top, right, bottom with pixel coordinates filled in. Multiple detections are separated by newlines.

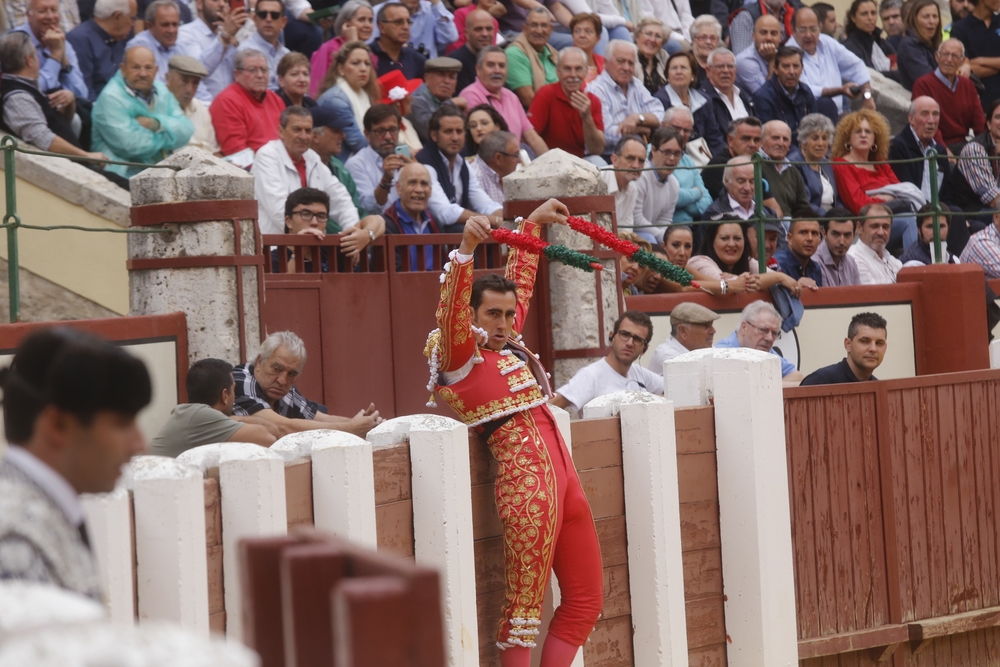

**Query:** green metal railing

left=0, top=135, right=983, bottom=322
left=0, top=136, right=177, bottom=322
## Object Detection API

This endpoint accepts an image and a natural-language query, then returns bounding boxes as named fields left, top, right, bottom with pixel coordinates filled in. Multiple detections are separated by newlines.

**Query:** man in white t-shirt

left=550, top=310, right=664, bottom=417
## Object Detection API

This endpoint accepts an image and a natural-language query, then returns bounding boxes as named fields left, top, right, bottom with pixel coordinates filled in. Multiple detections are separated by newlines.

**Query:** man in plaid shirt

left=232, top=330, right=383, bottom=437
left=961, top=214, right=1000, bottom=279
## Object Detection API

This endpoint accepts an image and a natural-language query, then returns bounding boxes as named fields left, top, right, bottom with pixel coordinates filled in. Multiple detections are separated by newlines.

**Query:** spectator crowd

left=2, top=0, right=1000, bottom=398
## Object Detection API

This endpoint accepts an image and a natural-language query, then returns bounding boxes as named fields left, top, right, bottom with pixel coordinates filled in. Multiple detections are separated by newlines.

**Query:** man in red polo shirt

left=527, top=47, right=605, bottom=163
left=209, top=48, right=285, bottom=158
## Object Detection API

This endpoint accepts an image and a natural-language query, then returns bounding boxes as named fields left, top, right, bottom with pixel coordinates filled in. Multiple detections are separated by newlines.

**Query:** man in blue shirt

left=11, top=0, right=90, bottom=104
left=773, top=211, right=824, bottom=287
left=125, top=0, right=183, bottom=82
left=370, top=0, right=457, bottom=59
left=715, top=301, right=804, bottom=385
left=67, top=0, right=136, bottom=101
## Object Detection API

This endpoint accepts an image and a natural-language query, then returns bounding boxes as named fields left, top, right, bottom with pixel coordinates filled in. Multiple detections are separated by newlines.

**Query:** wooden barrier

left=785, top=369, right=1000, bottom=665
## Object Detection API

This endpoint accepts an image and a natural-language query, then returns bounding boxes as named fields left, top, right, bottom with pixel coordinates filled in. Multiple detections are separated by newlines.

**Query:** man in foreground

left=551, top=310, right=665, bottom=416
left=424, top=201, right=602, bottom=664
left=801, top=312, right=887, bottom=385
left=232, top=330, right=383, bottom=437
left=716, top=301, right=804, bottom=385
left=0, top=328, right=151, bottom=599
left=151, top=358, right=277, bottom=457
left=648, top=302, right=720, bottom=374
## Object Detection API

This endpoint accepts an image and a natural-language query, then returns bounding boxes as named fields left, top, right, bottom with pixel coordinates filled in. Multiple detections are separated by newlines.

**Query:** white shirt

left=344, top=146, right=474, bottom=225
left=848, top=240, right=902, bottom=285
left=647, top=336, right=691, bottom=375
left=556, top=357, right=664, bottom=416
left=177, top=17, right=235, bottom=104
left=632, top=164, right=679, bottom=243
left=3, top=446, right=84, bottom=529
left=785, top=33, right=870, bottom=113
left=715, top=84, right=748, bottom=120
left=238, top=31, right=290, bottom=92
left=252, top=140, right=360, bottom=235
left=727, top=194, right=753, bottom=220
left=601, top=169, right=639, bottom=232
left=182, top=98, right=221, bottom=155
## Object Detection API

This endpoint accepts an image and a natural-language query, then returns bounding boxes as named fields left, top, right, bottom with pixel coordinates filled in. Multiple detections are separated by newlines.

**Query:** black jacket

left=698, top=79, right=756, bottom=137
left=842, top=29, right=900, bottom=82
left=0, top=76, right=80, bottom=148
left=887, top=128, right=952, bottom=200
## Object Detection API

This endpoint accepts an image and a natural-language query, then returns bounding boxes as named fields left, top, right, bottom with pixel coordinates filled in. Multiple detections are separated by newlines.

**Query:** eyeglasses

left=497, top=151, right=519, bottom=159
left=369, top=126, right=400, bottom=136
left=255, top=9, right=282, bottom=19
left=291, top=209, right=325, bottom=221
left=795, top=25, right=820, bottom=34
left=237, top=66, right=269, bottom=75
left=747, top=322, right=781, bottom=338
left=710, top=63, right=736, bottom=70
left=656, top=148, right=683, bottom=158
left=615, top=330, right=648, bottom=345
left=693, top=33, right=718, bottom=41
left=937, top=51, right=963, bottom=60
left=380, top=17, right=413, bottom=25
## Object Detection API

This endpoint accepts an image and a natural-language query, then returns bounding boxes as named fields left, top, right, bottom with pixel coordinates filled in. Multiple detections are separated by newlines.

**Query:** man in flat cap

left=165, top=54, right=221, bottom=155
left=648, top=303, right=720, bottom=375
left=409, top=55, right=465, bottom=144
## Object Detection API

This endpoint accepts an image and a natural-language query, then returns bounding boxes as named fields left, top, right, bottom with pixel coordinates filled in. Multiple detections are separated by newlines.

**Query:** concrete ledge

left=0, top=133, right=131, bottom=227
left=580, top=389, right=667, bottom=419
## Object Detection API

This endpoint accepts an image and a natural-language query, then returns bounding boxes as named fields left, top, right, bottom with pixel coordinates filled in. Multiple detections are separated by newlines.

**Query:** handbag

left=685, top=136, right=712, bottom=168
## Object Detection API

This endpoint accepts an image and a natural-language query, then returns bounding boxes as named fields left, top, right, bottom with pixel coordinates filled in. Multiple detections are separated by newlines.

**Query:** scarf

left=511, top=32, right=558, bottom=91
left=335, top=77, right=371, bottom=129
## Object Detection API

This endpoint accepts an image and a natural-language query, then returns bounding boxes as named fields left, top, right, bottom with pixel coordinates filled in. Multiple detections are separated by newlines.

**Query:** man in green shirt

left=310, top=106, right=367, bottom=232
left=150, top=359, right=276, bottom=458
left=506, top=6, right=559, bottom=108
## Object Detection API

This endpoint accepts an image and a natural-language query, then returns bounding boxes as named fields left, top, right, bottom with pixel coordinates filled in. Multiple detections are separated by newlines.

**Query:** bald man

left=736, top=15, right=782, bottom=93
left=91, top=45, right=194, bottom=178
left=383, top=162, right=444, bottom=270
left=759, top=119, right=810, bottom=219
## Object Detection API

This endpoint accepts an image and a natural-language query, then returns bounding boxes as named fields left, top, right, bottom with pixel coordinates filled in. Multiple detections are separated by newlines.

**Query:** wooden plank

left=953, top=383, right=982, bottom=614
left=471, top=483, right=502, bottom=541
left=857, top=392, right=891, bottom=629
left=372, top=443, right=411, bottom=505
left=209, top=611, right=226, bottom=634
left=674, top=406, right=715, bottom=455
left=602, top=564, right=631, bottom=619
left=680, top=499, right=721, bottom=552
left=935, top=384, right=966, bottom=617
left=918, top=386, right=948, bottom=620
left=682, top=548, right=723, bottom=600
left=908, top=605, right=1000, bottom=642
left=677, top=452, right=718, bottom=505
left=570, top=417, right=623, bottom=471
left=375, top=499, right=414, bottom=558
left=578, top=466, right=626, bottom=520
left=879, top=381, right=907, bottom=628
left=581, top=614, right=634, bottom=667
left=786, top=396, right=822, bottom=640
left=685, top=595, right=726, bottom=649
left=797, top=624, right=909, bottom=659
left=473, top=536, right=505, bottom=594
left=207, top=544, right=224, bottom=615
left=204, top=478, right=221, bottom=547
left=970, top=382, right=998, bottom=608
left=807, top=396, right=839, bottom=637
left=687, top=643, right=727, bottom=667
left=595, top=517, right=628, bottom=568
left=284, top=459, right=313, bottom=528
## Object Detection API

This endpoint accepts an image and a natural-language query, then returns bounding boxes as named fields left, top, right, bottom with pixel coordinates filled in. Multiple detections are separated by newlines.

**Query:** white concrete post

left=80, top=488, right=135, bottom=624
left=583, top=391, right=689, bottom=667
left=368, top=415, right=477, bottom=667
left=665, top=349, right=798, bottom=667
left=991, top=339, right=1000, bottom=368
left=269, top=430, right=378, bottom=547
left=128, top=147, right=260, bottom=365
left=503, top=149, right=619, bottom=388
left=118, top=456, right=208, bottom=636
left=177, top=443, right=287, bottom=642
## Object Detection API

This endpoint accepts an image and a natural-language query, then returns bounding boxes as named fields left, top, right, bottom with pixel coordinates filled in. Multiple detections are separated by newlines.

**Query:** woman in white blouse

left=789, top=113, right=839, bottom=216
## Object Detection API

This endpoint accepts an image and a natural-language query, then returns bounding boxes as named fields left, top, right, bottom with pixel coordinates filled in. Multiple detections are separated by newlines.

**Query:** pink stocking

left=540, top=634, right=580, bottom=667
left=499, top=646, right=532, bottom=667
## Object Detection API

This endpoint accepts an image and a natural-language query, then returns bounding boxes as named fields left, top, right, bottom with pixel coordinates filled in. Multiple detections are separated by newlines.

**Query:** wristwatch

left=367, top=229, right=375, bottom=243
left=638, top=113, right=645, bottom=124
left=862, top=90, right=872, bottom=100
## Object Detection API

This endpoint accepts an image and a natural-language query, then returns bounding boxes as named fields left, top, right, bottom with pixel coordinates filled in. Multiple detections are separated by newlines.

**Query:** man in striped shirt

left=961, top=213, right=1000, bottom=279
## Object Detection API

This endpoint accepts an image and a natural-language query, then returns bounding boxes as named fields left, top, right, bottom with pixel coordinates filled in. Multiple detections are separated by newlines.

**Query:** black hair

left=1, top=328, right=152, bottom=444
left=186, top=359, right=234, bottom=406
left=613, top=134, right=645, bottom=157
left=362, top=103, right=402, bottom=132
left=726, top=116, right=762, bottom=137
left=789, top=207, right=820, bottom=232
left=471, top=273, right=518, bottom=310
left=987, top=98, right=1000, bottom=119
left=812, top=2, right=836, bottom=25
left=699, top=216, right=752, bottom=274
left=612, top=310, right=653, bottom=344
left=774, top=45, right=804, bottom=66
left=429, top=104, right=466, bottom=133
left=822, top=206, right=854, bottom=231
left=465, top=103, right=509, bottom=154
left=256, top=0, right=285, bottom=11
left=284, top=187, right=330, bottom=219
left=376, top=2, right=408, bottom=24
left=845, top=0, right=878, bottom=35
left=848, top=312, right=887, bottom=339
left=650, top=126, right=680, bottom=150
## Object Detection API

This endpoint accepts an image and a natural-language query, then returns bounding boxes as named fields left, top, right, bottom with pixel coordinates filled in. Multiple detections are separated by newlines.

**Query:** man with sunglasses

left=715, top=300, right=804, bottom=385
left=550, top=310, right=664, bottom=417
left=237, top=0, right=289, bottom=91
